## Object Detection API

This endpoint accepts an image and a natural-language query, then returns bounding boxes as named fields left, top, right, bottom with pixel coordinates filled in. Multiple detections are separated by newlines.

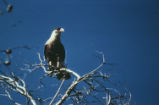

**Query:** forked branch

left=0, top=75, right=37, bottom=105
left=55, top=52, right=106, bottom=105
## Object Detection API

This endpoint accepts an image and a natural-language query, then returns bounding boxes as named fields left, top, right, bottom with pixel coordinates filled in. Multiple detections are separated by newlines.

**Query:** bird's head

left=56, top=27, right=64, bottom=32
left=45, top=27, right=64, bottom=45
left=50, top=27, right=64, bottom=39
left=53, top=27, right=64, bottom=34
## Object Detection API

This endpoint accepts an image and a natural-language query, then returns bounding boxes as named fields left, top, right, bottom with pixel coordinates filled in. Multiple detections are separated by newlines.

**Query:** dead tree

left=0, top=47, right=131, bottom=105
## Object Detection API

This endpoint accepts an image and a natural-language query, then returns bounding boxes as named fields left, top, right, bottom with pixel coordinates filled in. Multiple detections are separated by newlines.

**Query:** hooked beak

left=59, top=28, right=64, bottom=32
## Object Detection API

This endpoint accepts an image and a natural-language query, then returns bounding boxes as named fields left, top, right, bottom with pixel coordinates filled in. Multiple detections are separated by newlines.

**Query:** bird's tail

left=57, top=60, right=70, bottom=80
left=56, top=69, right=71, bottom=80
left=48, top=60, right=71, bottom=80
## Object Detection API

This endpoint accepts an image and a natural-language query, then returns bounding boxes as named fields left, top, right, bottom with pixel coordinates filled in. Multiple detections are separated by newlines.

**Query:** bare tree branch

left=55, top=52, right=106, bottom=105
left=0, top=48, right=131, bottom=105
left=49, top=79, right=65, bottom=105
left=0, top=75, right=37, bottom=105
left=4, top=89, right=21, bottom=105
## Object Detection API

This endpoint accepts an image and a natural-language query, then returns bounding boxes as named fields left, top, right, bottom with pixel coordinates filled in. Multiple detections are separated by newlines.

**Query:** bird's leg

left=56, top=57, right=63, bottom=80
left=49, top=61, right=52, bottom=66
left=48, top=61, right=52, bottom=70
left=47, top=61, right=54, bottom=76
left=56, top=57, right=60, bottom=69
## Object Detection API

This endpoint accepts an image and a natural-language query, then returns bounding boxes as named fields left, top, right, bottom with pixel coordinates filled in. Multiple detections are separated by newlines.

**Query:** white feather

left=45, top=30, right=58, bottom=45
left=45, top=28, right=64, bottom=45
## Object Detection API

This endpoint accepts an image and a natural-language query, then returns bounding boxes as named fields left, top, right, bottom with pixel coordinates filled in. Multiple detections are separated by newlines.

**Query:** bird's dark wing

left=58, top=43, right=65, bottom=62
left=44, top=45, right=49, bottom=61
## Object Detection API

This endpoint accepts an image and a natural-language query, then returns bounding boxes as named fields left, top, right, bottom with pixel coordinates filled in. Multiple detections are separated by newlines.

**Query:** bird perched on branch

left=44, top=27, right=70, bottom=80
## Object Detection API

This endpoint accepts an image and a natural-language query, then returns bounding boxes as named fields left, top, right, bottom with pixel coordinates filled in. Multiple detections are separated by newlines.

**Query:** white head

left=52, top=27, right=64, bottom=35
left=45, top=27, right=64, bottom=45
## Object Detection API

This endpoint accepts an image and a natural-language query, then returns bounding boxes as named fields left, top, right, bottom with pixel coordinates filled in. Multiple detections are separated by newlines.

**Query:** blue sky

left=0, top=0, right=159, bottom=105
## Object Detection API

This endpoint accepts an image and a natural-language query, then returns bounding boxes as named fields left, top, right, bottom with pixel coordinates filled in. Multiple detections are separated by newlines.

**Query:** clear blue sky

left=0, top=0, right=159, bottom=105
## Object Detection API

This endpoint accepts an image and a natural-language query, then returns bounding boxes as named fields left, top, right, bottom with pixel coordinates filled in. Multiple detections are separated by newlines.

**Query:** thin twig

left=37, top=53, right=52, bottom=74
left=5, top=89, right=21, bottom=105
left=49, top=79, right=65, bottom=105
left=55, top=79, right=79, bottom=105
left=55, top=53, right=105, bottom=105
left=0, top=75, right=37, bottom=105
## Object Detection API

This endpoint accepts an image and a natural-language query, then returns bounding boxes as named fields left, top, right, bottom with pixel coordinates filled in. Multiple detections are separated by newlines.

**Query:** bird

left=44, top=27, right=70, bottom=80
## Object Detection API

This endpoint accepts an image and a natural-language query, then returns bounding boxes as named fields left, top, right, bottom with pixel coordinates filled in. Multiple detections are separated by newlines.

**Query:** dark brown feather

left=44, top=41, right=65, bottom=68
